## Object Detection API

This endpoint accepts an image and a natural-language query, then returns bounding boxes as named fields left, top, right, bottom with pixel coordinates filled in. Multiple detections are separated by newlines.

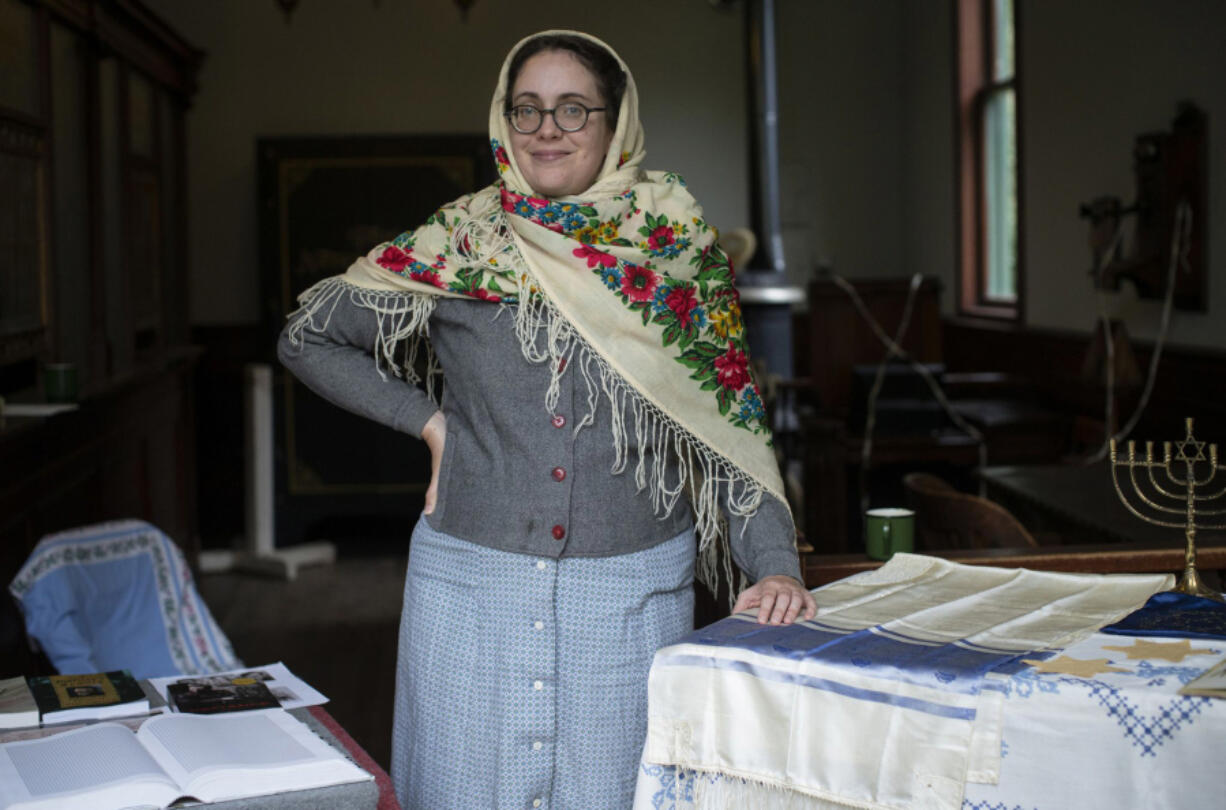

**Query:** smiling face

left=508, top=49, right=615, bottom=199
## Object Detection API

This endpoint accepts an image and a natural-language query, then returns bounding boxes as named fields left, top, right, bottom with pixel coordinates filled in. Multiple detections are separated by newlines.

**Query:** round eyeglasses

left=504, top=103, right=607, bottom=134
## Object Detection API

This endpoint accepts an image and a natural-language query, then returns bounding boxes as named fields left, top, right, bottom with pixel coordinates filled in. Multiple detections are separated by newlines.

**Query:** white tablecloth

left=633, top=554, right=1217, bottom=810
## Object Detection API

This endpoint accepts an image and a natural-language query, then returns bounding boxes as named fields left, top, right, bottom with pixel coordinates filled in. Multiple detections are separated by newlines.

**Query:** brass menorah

left=1110, top=418, right=1225, bottom=602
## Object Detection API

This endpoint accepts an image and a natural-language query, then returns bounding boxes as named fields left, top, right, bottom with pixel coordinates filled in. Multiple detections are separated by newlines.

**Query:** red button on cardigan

left=551, top=524, right=566, bottom=540
left=551, top=414, right=566, bottom=428
left=551, top=467, right=566, bottom=482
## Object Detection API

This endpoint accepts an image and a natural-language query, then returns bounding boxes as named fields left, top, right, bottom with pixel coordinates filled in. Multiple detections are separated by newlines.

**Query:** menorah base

left=1175, top=566, right=1226, bottom=604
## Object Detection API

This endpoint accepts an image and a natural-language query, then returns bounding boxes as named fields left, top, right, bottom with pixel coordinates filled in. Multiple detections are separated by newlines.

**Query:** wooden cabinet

left=0, top=0, right=202, bottom=578
left=0, top=0, right=200, bottom=389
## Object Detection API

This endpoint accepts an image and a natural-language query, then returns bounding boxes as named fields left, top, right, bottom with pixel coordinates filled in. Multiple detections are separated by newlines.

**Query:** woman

left=279, top=30, right=815, bottom=810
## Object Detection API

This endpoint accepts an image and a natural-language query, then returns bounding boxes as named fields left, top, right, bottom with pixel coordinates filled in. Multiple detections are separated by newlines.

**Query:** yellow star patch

left=1022, top=656, right=1128, bottom=678
left=1102, top=638, right=1217, bottom=662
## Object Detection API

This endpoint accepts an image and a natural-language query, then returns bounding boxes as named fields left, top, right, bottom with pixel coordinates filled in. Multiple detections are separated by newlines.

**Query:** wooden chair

left=903, top=472, right=1040, bottom=550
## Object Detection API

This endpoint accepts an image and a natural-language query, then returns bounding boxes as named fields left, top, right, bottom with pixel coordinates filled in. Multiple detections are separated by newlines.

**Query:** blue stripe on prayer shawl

left=690, top=620, right=1031, bottom=694
left=655, top=653, right=978, bottom=721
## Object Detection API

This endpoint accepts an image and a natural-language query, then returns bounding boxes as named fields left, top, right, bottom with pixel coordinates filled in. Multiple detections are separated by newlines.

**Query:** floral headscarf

left=287, top=30, right=790, bottom=585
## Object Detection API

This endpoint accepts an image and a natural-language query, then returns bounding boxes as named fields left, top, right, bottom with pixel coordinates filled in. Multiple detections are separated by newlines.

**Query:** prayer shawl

left=286, top=31, right=789, bottom=588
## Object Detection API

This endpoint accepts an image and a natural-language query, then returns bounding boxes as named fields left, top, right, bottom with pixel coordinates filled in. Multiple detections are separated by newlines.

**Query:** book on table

left=167, top=673, right=281, bottom=714
left=0, top=679, right=37, bottom=730
left=148, top=661, right=328, bottom=712
left=26, top=671, right=149, bottom=725
left=0, top=707, right=372, bottom=810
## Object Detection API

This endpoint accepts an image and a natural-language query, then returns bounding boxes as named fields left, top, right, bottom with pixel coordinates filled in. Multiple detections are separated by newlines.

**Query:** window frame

left=955, top=0, right=1023, bottom=321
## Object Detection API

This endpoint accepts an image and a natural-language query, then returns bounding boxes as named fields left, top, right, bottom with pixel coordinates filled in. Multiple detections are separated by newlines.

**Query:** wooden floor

left=197, top=551, right=407, bottom=771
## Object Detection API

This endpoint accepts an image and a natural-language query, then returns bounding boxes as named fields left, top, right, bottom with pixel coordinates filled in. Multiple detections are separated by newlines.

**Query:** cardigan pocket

left=427, top=425, right=458, bottom=523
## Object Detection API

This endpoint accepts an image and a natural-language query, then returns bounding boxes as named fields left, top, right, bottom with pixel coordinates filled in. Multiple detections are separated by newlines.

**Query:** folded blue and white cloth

left=1101, top=590, right=1226, bottom=640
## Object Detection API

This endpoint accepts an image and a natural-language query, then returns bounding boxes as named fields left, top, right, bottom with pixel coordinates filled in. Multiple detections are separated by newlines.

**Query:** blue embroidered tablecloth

left=958, top=630, right=1224, bottom=810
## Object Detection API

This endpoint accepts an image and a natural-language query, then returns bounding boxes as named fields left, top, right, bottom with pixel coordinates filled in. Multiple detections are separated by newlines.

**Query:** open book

left=0, top=708, right=371, bottom=810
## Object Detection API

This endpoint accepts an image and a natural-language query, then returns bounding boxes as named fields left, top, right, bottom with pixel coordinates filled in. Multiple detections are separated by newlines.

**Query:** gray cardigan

left=277, top=295, right=802, bottom=584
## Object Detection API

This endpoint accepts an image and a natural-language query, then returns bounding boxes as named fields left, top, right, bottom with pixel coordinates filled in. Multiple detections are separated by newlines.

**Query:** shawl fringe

left=285, top=276, right=442, bottom=403
left=651, top=720, right=868, bottom=809
left=682, top=769, right=871, bottom=810
left=285, top=269, right=767, bottom=600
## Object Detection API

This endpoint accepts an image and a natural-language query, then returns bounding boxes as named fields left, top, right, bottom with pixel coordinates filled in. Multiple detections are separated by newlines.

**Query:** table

left=633, top=554, right=1226, bottom=810
left=802, top=415, right=983, bottom=553
left=800, top=400, right=1068, bottom=556
left=802, top=459, right=1226, bottom=588
left=802, top=541, right=1226, bottom=588
left=978, top=462, right=1184, bottom=545
left=301, top=707, right=401, bottom=810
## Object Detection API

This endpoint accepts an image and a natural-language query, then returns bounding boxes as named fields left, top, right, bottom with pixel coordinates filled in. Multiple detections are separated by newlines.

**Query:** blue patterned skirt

left=391, top=516, right=695, bottom=810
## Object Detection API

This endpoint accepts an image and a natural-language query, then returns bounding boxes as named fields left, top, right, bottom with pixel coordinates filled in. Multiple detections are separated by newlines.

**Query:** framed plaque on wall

left=258, top=135, right=496, bottom=548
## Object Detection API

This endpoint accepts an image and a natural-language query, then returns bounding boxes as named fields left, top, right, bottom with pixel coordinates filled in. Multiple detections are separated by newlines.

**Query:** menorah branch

left=1127, top=464, right=1188, bottom=518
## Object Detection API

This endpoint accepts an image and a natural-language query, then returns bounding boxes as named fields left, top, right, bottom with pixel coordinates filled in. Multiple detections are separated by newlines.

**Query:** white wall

left=777, top=0, right=908, bottom=286
left=147, top=0, right=1226, bottom=351
left=1021, top=0, right=1226, bottom=347
left=780, top=0, right=1226, bottom=351
left=143, top=0, right=750, bottom=324
left=776, top=0, right=955, bottom=296
left=901, top=2, right=956, bottom=298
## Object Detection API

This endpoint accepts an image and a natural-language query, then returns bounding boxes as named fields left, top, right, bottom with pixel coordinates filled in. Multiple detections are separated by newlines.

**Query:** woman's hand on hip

left=733, top=575, right=817, bottom=625
left=420, top=411, right=446, bottom=515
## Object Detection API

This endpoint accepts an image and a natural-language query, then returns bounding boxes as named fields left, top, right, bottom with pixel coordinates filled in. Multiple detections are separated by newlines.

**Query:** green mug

left=44, top=363, right=78, bottom=403
left=865, top=507, right=915, bottom=561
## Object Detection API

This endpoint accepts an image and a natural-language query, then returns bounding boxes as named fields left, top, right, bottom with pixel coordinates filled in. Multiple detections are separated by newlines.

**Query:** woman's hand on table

left=421, top=411, right=447, bottom=515
left=734, top=575, right=817, bottom=625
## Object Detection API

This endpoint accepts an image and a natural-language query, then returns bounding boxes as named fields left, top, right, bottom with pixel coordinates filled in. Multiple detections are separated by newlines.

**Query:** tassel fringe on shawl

left=285, top=265, right=765, bottom=595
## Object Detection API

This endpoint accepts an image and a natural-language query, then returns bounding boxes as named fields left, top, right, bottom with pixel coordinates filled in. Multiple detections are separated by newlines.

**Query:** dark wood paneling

left=0, top=352, right=200, bottom=586
left=803, top=276, right=944, bottom=416
left=36, top=0, right=205, bottom=97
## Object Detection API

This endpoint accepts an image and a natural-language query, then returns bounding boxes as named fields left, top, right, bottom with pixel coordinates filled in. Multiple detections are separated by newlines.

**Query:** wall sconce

left=275, top=0, right=299, bottom=23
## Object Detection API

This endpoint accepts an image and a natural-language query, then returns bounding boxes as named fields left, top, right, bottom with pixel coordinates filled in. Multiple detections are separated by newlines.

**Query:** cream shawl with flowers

left=287, top=30, right=790, bottom=585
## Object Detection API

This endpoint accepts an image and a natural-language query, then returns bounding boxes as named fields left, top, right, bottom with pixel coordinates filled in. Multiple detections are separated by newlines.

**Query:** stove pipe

left=739, top=0, right=803, bottom=381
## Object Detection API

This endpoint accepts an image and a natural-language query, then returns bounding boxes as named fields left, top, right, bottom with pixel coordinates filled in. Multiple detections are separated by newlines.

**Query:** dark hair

left=505, top=34, right=627, bottom=131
